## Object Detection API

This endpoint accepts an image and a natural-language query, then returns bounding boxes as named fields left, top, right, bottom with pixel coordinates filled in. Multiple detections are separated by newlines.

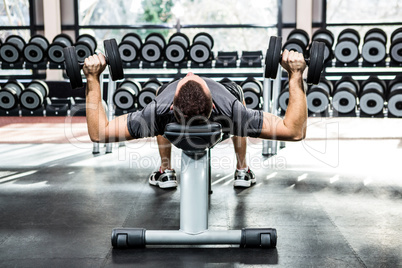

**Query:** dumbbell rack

left=323, top=59, right=402, bottom=117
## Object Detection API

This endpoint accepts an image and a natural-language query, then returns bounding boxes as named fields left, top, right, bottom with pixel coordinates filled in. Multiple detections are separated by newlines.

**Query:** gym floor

left=0, top=117, right=401, bottom=267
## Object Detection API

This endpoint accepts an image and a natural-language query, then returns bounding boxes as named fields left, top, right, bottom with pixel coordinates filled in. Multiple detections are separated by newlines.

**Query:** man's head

left=172, top=72, right=213, bottom=124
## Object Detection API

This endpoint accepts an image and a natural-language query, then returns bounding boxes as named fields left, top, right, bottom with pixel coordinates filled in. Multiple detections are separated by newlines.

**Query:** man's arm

left=83, top=54, right=133, bottom=143
left=259, top=49, right=307, bottom=141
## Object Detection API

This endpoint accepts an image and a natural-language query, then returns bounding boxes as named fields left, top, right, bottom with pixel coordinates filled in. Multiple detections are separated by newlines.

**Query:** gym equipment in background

left=0, top=81, right=25, bottom=110
left=189, top=32, right=214, bottom=64
left=137, top=78, right=163, bottom=109
left=332, top=76, right=360, bottom=115
left=240, top=77, right=263, bottom=110
left=334, top=28, right=361, bottom=64
left=307, top=77, right=333, bottom=114
left=140, top=33, right=166, bottom=63
left=361, top=28, right=387, bottom=64
left=19, top=80, right=49, bottom=110
left=48, top=33, right=74, bottom=64
left=113, top=79, right=142, bottom=111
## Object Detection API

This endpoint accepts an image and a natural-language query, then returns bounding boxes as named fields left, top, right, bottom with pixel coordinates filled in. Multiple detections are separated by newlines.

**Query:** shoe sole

left=233, top=179, right=256, bottom=188
left=149, top=179, right=177, bottom=189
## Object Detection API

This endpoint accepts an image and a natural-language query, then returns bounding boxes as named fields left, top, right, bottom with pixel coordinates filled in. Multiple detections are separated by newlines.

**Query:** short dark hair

left=173, top=80, right=213, bottom=124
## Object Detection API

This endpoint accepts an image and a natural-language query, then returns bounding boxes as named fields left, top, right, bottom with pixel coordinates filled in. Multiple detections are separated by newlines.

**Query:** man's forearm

left=282, top=73, right=307, bottom=139
left=85, top=77, right=108, bottom=142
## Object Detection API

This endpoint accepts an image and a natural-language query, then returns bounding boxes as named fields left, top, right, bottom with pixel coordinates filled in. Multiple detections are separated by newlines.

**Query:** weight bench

left=111, top=122, right=277, bottom=248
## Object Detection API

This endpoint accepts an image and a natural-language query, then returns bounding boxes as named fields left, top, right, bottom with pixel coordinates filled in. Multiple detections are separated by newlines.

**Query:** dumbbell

left=141, top=33, right=166, bottom=63
left=387, top=75, right=402, bottom=117
left=332, top=76, right=360, bottom=114
left=74, top=34, right=97, bottom=62
left=138, top=78, right=163, bottom=108
left=240, top=77, right=263, bottom=110
left=359, top=76, right=386, bottom=115
left=283, top=29, right=310, bottom=55
left=113, top=79, right=142, bottom=110
left=165, top=33, right=190, bottom=64
left=362, top=28, right=387, bottom=64
left=0, top=35, right=26, bottom=63
left=312, top=29, right=334, bottom=63
left=47, top=34, right=74, bottom=64
left=119, top=33, right=143, bottom=63
left=334, top=28, right=361, bottom=63
left=307, top=78, right=333, bottom=114
left=390, top=27, right=402, bottom=63
left=189, top=32, right=214, bottom=64
left=23, top=35, right=49, bottom=63
left=278, top=80, right=308, bottom=112
left=0, top=81, right=24, bottom=110
left=63, top=39, right=124, bottom=89
left=19, top=80, right=49, bottom=110
left=265, top=36, right=325, bottom=85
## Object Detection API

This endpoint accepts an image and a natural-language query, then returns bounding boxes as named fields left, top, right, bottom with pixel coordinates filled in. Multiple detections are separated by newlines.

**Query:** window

left=78, top=0, right=278, bottom=52
left=0, top=0, right=31, bottom=41
left=326, top=0, right=402, bottom=49
left=327, top=0, right=402, bottom=24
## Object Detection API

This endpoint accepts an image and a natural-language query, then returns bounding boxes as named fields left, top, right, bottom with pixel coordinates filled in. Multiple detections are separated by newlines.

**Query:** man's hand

left=280, top=49, right=306, bottom=78
left=82, top=53, right=107, bottom=84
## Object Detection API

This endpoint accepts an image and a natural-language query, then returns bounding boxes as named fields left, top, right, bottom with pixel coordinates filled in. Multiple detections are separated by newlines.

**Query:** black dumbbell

left=0, top=81, right=24, bottom=110
left=240, top=51, right=263, bottom=67
left=23, top=35, right=49, bottom=63
left=63, top=39, right=124, bottom=89
left=74, top=34, right=97, bottom=62
left=359, top=76, right=386, bottom=115
left=141, top=33, right=166, bottom=63
left=283, top=29, right=310, bottom=55
left=278, top=80, right=308, bottom=112
left=47, top=34, right=74, bottom=64
left=240, top=77, right=263, bottom=110
left=390, top=27, right=402, bottom=64
left=362, top=28, right=387, bottom=64
left=0, top=35, right=26, bottom=63
left=19, top=80, right=49, bottom=110
left=265, top=36, right=325, bottom=85
left=165, top=33, right=190, bottom=64
left=113, top=79, right=142, bottom=110
left=312, top=29, right=335, bottom=63
left=334, top=28, right=361, bottom=64
left=387, top=75, right=402, bottom=117
left=119, top=33, right=143, bottom=63
left=138, top=78, right=163, bottom=108
left=189, top=32, right=214, bottom=64
left=332, top=76, right=360, bottom=114
left=307, top=78, right=333, bottom=114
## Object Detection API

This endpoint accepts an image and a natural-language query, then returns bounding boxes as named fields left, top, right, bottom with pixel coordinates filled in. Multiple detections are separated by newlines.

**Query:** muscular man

left=82, top=49, right=307, bottom=189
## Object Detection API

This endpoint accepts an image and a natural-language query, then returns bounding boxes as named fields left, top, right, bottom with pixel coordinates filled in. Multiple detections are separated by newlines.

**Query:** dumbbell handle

left=77, top=55, right=110, bottom=68
left=279, top=54, right=310, bottom=66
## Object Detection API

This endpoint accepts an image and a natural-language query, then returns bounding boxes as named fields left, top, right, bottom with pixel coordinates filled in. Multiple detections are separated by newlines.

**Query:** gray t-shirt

left=126, top=77, right=263, bottom=138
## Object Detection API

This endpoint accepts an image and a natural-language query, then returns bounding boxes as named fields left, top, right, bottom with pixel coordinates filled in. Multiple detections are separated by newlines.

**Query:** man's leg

left=232, top=136, right=256, bottom=188
left=157, top=135, right=172, bottom=171
left=148, top=135, right=177, bottom=189
left=232, top=136, right=247, bottom=169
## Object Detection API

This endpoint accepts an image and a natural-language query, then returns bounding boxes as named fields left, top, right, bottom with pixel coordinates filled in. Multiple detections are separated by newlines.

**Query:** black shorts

left=156, top=79, right=244, bottom=103
left=219, top=81, right=244, bottom=103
